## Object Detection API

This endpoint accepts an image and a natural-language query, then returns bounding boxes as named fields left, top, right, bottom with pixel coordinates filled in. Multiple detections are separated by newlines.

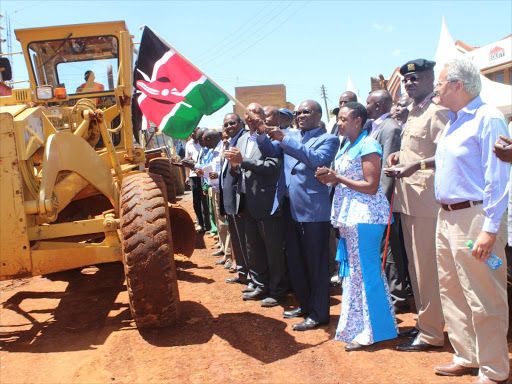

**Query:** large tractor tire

left=169, top=203, right=196, bottom=258
left=173, top=165, right=186, bottom=196
left=148, top=157, right=177, bottom=203
left=120, top=172, right=180, bottom=328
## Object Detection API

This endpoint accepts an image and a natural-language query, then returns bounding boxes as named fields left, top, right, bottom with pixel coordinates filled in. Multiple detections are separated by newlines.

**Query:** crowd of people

left=180, top=57, right=511, bottom=384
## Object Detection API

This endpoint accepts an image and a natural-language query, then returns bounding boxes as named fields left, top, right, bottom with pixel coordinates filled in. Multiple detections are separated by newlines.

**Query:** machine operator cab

left=27, top=35, right=117, bottom=107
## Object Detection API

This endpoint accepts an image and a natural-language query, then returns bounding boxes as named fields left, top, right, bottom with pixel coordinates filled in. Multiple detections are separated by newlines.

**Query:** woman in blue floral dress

left=315, top=102, right=397, bottom=351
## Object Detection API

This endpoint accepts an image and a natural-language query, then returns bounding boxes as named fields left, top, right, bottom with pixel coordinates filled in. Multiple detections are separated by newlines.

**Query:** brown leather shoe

left=434, top=363, right=478, bottom=376
left=472, top=376, right=508, bottom=384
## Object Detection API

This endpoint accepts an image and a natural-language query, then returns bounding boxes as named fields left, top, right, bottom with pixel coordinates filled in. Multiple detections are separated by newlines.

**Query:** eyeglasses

left=401, top=75, right=423, bottom=84
left=223, top=121, right=238, bottom=128
left=295, top=109, right=313, bottom=116
left=434, top=80, right=458, bottom=88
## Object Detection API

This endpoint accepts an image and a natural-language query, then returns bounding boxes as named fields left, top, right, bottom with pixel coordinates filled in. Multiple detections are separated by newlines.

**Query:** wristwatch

left=420, top=159, right=426, bottom=170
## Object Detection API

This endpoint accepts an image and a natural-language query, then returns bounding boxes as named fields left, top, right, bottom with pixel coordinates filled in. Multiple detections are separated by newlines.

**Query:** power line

left=202, top=1, right=310, bottom=68
left=197, top=1, right=295, bottom=66
left=191, top=0, right=278, bottom=61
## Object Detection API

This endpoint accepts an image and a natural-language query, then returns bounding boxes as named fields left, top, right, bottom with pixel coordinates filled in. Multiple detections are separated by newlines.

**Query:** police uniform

left=395, top=60, right=450, bottom=347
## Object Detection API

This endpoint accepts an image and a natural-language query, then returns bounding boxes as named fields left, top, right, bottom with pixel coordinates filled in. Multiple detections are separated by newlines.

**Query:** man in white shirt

left=184, top=128, right=210, bottom=232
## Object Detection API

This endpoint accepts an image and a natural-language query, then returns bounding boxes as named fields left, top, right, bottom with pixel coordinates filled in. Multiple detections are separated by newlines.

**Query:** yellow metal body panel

left=39, top=132, right=116, bottom=221
left=31, top=240, right=122, bottom=276
left=0, top=113, right=33, bottom=279
left=0, top=105, right=28, bottom=117
left=27, top=218, right=116, bottom=241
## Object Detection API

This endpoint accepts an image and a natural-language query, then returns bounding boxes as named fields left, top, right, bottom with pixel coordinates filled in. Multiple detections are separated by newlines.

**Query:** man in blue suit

left=248, top=100, right=340, bottom=330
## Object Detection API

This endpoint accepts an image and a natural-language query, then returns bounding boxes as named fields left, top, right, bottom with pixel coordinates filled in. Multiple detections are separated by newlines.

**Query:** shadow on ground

left=0, top=263, right=130, bottom=353
left=140, top=301, right=325, bottom=364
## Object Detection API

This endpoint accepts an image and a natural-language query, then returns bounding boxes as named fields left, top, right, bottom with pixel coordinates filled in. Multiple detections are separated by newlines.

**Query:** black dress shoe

left=241, top=283, right=255, bottom=293
left=345, top=342, right=372, bottom=351
left=283, top=307, right=306, bottom=319
left=242, top=287, right=267, bottom=301
left=398, top=327, right=419, bottom=338
left=292, top=317, right=320, bottom=331
left=225, top=275, right=248, bottom=284
left=396, top=337, right=443, bottom=352
left=260, top=296, right=285, bottom=307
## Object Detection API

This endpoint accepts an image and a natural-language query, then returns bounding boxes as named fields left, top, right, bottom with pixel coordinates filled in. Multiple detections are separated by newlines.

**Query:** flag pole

left=144, top=27, right=257, bottom=119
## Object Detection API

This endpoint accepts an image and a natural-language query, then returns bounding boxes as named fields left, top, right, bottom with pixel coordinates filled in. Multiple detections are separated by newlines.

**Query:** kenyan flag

left=133, top=27, right=229, bottom=139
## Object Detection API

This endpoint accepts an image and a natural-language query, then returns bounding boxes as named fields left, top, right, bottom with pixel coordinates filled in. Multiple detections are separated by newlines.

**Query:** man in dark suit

left=248, top=100, right=340, bottom=331
left=225, top=104, right=286, bottom=307
left=219, top=113, right=249, bottom=285
left=366, top=89, right=410, bottom=312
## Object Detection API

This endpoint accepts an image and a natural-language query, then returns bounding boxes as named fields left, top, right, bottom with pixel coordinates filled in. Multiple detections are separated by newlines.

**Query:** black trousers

left=190, top=176, right=210, bottom=230
left=382, top=212, right=411, bottom=308
left=227, top=213, right=248, bottom=279
left=245, top=212, right=287, bottom=297
left=283, top=198, right=330, bottom=323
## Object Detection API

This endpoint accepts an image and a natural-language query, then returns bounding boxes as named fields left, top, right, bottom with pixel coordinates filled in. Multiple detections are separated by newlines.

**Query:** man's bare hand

left=472, top=231, right=497, bottom=262
left=185, top=178, right=190, bottom=187
left=245, top=114, right=266, bottom=134
left=209, top=171, right=219, bottom=180
left=494, top=135, right=512, bottom=163
left=196, top=168, right=204, bottom=178
left=387, top=151, right=400, bottom=167
left=392, top=162, right=420, bottom=179
left=268, top=127, right=285, bottom=142
left=224, top=148, right=243, bottom=167
left=181, top=159, right=195, bottom=169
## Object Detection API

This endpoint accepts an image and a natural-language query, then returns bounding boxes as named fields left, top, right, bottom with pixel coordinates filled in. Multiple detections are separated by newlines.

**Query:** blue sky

left=1, top=0, right=511, bottom=127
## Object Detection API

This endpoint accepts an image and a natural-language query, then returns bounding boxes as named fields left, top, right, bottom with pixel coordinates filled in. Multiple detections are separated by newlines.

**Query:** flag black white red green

left=133, top=27, right=229, bottom=139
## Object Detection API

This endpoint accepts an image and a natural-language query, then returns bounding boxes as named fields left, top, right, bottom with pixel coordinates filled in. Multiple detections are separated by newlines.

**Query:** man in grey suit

left=225, top=103, right=287, bottom=307
left=220, top=113, right=250, bottom=285
left=366, top=89, right=410, bottom=312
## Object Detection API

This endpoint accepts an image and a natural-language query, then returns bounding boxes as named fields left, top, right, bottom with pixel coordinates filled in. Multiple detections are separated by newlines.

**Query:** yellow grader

left=0, top=21, right=196, bottom=328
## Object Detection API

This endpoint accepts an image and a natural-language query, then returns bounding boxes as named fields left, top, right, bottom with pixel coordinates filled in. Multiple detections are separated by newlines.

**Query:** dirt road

left=1, top=193, right=510, bottom=383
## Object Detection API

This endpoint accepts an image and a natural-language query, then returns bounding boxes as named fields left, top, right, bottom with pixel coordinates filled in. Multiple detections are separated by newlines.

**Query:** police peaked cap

left=400, top=59, right=436, bottom=76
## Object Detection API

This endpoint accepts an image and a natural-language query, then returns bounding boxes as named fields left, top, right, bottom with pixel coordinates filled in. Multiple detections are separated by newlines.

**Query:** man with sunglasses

left=386, top=59, right=450, bottom=352
left=247, top=100, right=339, bottom=330
left=220, top=113, right=250, bottom=285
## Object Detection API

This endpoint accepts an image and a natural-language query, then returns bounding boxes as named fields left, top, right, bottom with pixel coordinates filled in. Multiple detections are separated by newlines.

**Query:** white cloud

left=392, top=49, right=401, bottom=56
left=372, top=23, right=396, bottom=32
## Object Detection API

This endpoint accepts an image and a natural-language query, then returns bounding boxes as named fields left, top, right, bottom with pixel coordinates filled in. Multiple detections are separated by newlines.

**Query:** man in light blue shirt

left=406, top=57, right=510, bottom=384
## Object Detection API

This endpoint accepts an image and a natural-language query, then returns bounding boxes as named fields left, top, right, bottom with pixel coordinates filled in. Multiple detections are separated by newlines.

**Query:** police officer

left=386, top=59, right=450, bottom=351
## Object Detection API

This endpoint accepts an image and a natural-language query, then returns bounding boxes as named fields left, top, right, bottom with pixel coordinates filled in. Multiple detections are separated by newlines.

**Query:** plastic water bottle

left=466, top=240, right=502, bottom=270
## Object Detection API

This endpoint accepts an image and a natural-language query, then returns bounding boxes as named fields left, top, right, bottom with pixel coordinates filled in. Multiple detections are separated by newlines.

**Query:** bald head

left=339, top=91, right=357, bottom=107
left=366, top=90, right=393, bottom=120
left=202, top=129, right=222, bottom=149
left=395, top=94, right=413, bottom=124
left=263, top=105, right=279, bottom=126
left=247, top=102, right=265, bottom=119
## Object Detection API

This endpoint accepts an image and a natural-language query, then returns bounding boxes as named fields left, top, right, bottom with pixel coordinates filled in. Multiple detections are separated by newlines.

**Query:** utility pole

left=320, top=84, right=329, bottom=122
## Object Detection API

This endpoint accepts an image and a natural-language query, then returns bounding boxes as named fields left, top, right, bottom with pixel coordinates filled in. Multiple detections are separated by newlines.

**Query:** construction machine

left=0, top=21, right=196, bottom=328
